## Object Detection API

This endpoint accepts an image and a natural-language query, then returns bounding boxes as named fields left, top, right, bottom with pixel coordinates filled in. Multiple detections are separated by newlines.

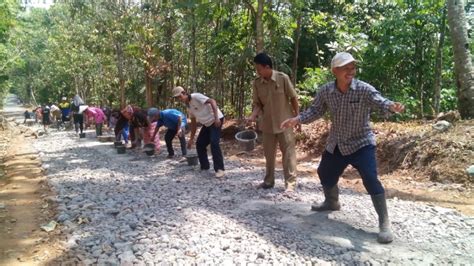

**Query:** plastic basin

left=235, top=130, right=257, bottom=151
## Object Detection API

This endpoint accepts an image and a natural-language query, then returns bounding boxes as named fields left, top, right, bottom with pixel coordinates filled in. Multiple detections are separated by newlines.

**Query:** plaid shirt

left=298, top=79, right=394, bottom=156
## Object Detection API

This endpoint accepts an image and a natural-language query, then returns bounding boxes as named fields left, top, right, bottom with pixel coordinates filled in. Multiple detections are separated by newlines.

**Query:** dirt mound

left=221, top=119, right=257, bottom=141
left=221, top=120, right=242, bottom=140
left=296, top=120, right=330, bottom=157
left=292, top=119, right=473, bottom=185
left=376, top=120, right=473, bottom=184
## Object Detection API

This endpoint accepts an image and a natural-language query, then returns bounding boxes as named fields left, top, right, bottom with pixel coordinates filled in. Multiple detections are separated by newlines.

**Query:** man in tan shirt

left=248, top=53, right=299, bottom=192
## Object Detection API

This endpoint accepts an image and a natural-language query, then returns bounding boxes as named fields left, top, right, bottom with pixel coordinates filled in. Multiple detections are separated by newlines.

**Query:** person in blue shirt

left=148, top=108, right=187, bottom=158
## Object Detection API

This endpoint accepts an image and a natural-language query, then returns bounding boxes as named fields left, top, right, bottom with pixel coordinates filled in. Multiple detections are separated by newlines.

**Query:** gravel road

left=17, top=102, right=471, bottom=265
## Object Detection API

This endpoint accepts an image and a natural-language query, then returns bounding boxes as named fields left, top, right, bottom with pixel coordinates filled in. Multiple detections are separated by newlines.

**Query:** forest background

left=0, top=0, right=473, bottom=120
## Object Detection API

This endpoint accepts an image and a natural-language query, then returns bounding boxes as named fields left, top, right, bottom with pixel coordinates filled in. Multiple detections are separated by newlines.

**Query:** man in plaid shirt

left=281, top=52, right=404, bottom=244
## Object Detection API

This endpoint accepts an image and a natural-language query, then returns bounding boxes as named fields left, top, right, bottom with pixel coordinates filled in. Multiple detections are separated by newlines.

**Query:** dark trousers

left=61, top=114, right=70, bottom=122
left=317, top=145, right=384, bottom=195
left=129, top=124, right=136, bottom=142
left=165, top=128, right=187, bottom=156
left=96, top=123, right=103, bottom=136
left=73, top=113, right=83, bottom=133
left=196, top=118, right=224, bottom=172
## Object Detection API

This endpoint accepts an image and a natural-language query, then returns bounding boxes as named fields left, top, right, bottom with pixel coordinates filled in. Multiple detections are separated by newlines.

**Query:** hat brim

left=332, top=59, right=357, bottom=68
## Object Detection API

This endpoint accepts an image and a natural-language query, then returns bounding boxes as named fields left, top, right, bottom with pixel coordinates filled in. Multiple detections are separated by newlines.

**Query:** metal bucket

left=186, top=154, right=198, bottom=166
left=144, top=143, right=155, bottom=156
left=114, top=141, right=122, bottom=147
left=235, top=130, right=257, bottom=151
left=116, top=145, right=126, bottom=154
left=79, top=133, right=86, bottom=138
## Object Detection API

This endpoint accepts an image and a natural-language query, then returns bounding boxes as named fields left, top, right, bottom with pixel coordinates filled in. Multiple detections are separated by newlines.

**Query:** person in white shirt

left=172, top=86, right=225, bottom=178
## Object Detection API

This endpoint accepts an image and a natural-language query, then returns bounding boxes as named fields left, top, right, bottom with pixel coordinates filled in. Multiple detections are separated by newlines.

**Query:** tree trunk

left=29, top=85, right=38, bottom=107
left=238, top=71, right=246, bottom=119
left=115, top=41, right=126, bottom=108
left=74, top=75, right=80, bottom=95
left=217, top=57, right=224, bottom=107
left=145, top=69, right=153, bottom=108
left=315, top=40, right=321, bottom=66
left=415, top=37, right=425, bottom=118
left=246, top=0, right=265, bottom=53
left=191, top=8, right=197, bottom=92
left=255, top=0, right=264, bottom=53
left=166, top=6, right=175, bottom=90
left=291, top=14, right=302, bottom=85
left=230, top=73, right=235, bottom=111
left=433, top=5, right=447, bottom=114
left=447, top=0, right=474, bottom=118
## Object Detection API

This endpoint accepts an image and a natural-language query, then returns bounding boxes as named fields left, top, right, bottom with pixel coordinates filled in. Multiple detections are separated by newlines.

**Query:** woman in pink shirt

left=84, top=107, right=106, bottom=136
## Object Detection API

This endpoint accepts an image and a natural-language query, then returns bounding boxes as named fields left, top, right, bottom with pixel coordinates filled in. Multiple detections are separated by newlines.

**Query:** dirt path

left=0, top=95, right=63, bottom=264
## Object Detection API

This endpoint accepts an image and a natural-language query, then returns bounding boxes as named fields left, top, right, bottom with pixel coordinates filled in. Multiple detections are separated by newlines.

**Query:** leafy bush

left=439, top=87, right=457, bottom=112
left=297, top=67, right=332, bottom=109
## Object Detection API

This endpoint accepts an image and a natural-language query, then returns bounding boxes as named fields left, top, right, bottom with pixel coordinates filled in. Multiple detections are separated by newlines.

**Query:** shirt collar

left=330, top=79, right=357, bottom=94
left=259, top=70, right=277, bottom=84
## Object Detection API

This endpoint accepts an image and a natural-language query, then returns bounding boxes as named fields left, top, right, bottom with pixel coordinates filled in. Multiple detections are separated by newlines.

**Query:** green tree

left=447, top=0, right=474, bottom=119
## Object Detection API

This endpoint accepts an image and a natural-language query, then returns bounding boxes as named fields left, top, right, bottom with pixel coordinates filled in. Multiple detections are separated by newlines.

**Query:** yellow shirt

left=252, top=70, right=298, bottom=134
left=59, top=102, right=70, bottom=109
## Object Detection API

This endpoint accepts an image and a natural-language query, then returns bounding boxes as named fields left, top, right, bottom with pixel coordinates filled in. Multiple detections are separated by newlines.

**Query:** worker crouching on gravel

left=84, top=106, right=107, bottom=137
left=281, top=52, right=405, bottom=244
left=172, top=86, right=225, bottom=178
left=120, top=105, right=150, bottom=148
left=113, top=111, right=129, bottom=144
left=148, top=108, right=187, bottom=158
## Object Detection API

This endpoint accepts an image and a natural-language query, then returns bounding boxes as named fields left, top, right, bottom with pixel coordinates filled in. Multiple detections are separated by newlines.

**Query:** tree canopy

left=1, top=1, right=473, bottom=118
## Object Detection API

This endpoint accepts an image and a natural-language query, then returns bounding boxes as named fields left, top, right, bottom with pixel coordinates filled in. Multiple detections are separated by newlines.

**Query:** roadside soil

left=222, top=119, right=474, bottom=216
left=222, top=142, right=474, bottom=216
left=0, top=122, right=64, bottom=264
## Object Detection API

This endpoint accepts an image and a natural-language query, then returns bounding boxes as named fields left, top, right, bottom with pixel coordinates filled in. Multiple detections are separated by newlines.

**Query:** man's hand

left=214, top=118, right=221, bottom=128
left=280, top=117, right=300, bottom=129
left=246, top=114, right=257, bottom=123
left=390, top=102, right=405, bottom=113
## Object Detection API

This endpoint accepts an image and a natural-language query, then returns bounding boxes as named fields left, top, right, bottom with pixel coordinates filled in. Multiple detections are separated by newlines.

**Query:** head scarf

left=121, top=105, right=134, bottom=120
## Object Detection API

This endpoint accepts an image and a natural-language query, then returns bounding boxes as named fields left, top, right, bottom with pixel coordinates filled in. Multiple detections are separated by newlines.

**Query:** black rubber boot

left=371, top=193, right=394, bottom=244
left=311, top=186, right=341, bottom=211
